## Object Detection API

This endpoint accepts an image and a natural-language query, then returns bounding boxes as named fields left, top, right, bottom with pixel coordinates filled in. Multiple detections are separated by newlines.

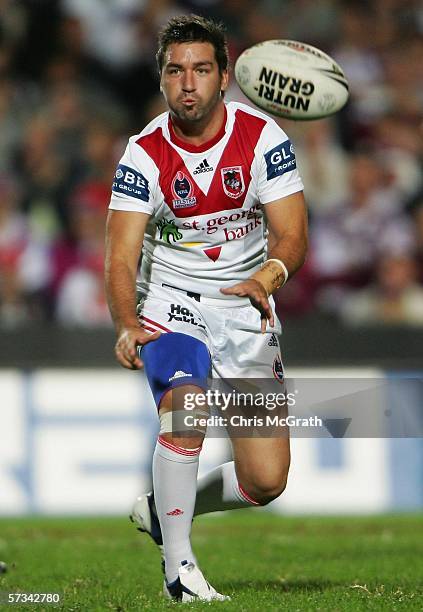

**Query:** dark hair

left=156, top=14, right=229, bottom=74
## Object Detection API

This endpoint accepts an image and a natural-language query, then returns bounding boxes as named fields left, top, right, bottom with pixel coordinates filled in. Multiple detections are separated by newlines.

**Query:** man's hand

left=115, top=326, right=161, bottom=369
left=220, top=279, right=274, bottom=333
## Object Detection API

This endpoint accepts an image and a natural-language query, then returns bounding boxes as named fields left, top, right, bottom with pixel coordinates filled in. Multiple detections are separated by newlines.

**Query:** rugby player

left=105, top=14, right=308, bottom=602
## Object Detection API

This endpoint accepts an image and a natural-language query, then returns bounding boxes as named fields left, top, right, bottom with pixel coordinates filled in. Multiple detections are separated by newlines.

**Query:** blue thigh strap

left=141, top=332, right=210, bottom=407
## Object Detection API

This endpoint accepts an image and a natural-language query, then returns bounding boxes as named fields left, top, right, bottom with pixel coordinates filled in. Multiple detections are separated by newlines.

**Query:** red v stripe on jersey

left=167, top=107, right=227, bottom=153
left=137, top=128, right=207, bottom=210
left=136, top=109, right=266, bottom=218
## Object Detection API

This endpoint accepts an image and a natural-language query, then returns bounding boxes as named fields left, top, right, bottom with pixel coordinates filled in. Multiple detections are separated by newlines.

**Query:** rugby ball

left=235, top=40, right=349, bottom=120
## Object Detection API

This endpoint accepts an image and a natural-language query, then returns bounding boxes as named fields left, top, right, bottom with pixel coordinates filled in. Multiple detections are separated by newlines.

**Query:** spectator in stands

left=0, top=176, right=51, bottom=326
left=413, top=202, right=423, bottom=284
left=55, top=248, right=111, bottom=326
left=373, top=114, right=422, bottom=207
left=0, top=177, right=28, bottom=326
left=53, top=181, right=111, bottom=326
left=291, top=119, right=350, bottom=215
left=14, top=113, right=68, bottom=233
left=341, top=251, right=423, bottom=326
left=310, top=152, right=415, bottom=312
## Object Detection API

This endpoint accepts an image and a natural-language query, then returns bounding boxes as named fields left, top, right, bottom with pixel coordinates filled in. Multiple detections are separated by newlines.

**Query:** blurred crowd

left=0, top=0, right=422, bottom=328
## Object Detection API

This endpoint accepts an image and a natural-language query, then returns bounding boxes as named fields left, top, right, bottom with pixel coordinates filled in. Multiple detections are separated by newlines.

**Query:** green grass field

left=0, top=512, right=422, bottom=611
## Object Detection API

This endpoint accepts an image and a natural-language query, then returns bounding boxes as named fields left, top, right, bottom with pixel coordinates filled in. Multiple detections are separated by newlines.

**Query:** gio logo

left=264, top=140, right=297, bottom=180
left=112, top=164, right=149, bottom=201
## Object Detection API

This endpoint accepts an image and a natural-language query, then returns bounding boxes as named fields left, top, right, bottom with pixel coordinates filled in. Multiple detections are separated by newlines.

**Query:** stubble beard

left=172, top=89, right=222, bottom=124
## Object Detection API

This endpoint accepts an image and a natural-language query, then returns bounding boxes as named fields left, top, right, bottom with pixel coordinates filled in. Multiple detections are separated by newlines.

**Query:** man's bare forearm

left=105, top=260, right=140, bottom=335
left=249, top=191, right=308, bottom=296
left=104, top=210, right=156, bottom=368
left=251, top=233, right=308, bottom=296
left=267, top=231, right=308, bottom=277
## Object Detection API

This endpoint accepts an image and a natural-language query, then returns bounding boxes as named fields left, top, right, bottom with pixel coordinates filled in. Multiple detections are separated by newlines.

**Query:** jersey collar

left=167, top=105, right=227, bottom=153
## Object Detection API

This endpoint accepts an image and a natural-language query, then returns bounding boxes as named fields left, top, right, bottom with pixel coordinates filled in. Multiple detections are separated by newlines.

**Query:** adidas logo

left=193, top=159, right=213, bottom=174
left=166, top=508, right=184, bottom=516
left=268, top=334, right=278, bottom=347
left=169, top=370, right=192, bottom=382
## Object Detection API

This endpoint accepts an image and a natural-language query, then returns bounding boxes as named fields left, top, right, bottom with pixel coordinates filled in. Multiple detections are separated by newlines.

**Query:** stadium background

left=0, top=0, right=422, bottom=519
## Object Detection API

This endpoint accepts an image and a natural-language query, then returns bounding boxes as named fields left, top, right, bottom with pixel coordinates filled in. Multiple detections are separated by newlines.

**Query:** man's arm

left=253, top=190, right=308, bottom=292
left=105, top=210, right=160, bottom=369
left=220, top=191, right=308, bottom=331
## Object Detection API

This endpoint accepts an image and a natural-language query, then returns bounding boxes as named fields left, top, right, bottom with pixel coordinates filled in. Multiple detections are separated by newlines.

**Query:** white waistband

left=138, top=281, right=251, bottom=308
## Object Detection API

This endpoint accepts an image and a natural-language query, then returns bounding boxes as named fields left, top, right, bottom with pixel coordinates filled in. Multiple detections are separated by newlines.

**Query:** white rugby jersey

left=109, top=101, right=303, bottom=301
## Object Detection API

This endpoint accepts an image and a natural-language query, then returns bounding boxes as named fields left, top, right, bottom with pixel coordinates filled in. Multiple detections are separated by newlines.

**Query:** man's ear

left=220, top=69, right=229, bottom=95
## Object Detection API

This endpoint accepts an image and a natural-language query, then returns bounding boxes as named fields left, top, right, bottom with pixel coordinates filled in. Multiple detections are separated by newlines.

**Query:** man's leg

left=194, top=436, right=290, bottom=515
left=152, top=385, right=205, bottom=584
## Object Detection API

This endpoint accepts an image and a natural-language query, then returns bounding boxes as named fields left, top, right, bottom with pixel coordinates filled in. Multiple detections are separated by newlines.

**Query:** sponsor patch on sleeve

left=112, top=164, right=149, bottom=201
left=264, top=140, right=297, bottom=180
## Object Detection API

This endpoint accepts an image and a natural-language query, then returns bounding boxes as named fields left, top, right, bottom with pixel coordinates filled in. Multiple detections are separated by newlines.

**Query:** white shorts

left=137, top=283, right=284, bottom=382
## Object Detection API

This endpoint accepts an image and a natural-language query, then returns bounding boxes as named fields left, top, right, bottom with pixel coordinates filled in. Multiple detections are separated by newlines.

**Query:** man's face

left=160, top=42, right=228, bottom=123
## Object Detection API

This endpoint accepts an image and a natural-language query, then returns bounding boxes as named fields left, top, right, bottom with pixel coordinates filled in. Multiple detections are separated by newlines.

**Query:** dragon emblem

left=156, top=218, right=183, bottom=244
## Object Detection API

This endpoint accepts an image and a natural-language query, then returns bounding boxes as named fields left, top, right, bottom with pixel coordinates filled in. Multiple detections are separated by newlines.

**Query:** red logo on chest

left=221, top=166, right=245, bottom=199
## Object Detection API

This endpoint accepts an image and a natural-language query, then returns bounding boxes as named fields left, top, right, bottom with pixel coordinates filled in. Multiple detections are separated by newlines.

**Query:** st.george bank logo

left=221, top=166, right=245, bottom=198
left=171, top=171, right=197, bottom=209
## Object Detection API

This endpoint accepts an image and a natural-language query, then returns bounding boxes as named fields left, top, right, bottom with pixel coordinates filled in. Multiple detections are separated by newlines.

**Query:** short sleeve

left=109, top=136, right=158, bottom=215
left=256, top=120, right=304, bottom=205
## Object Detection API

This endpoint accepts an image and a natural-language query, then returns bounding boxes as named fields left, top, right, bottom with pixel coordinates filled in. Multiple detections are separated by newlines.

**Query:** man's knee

left=158, top=391, right=207, bottom=451
left=160, top=431, right=204, bottom=451
left=240, top=469, right=289, bottom=506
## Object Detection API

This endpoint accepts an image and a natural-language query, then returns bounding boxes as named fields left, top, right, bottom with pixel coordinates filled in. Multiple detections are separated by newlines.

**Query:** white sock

left=153, top=435, right=201, bottom=583
left=194, top=461, right=260, bottom=516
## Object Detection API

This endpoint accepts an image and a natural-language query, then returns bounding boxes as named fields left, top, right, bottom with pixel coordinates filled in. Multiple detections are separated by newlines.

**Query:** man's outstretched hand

left=220, top=279, right=274, bottom=333
left=114, top=326, right=161, bottom=369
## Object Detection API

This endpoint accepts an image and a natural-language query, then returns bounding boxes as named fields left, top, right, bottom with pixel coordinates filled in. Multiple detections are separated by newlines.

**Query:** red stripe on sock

left=238, top=483, right=260, bottom=505
left=158, top=435, right=201, bottom=456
